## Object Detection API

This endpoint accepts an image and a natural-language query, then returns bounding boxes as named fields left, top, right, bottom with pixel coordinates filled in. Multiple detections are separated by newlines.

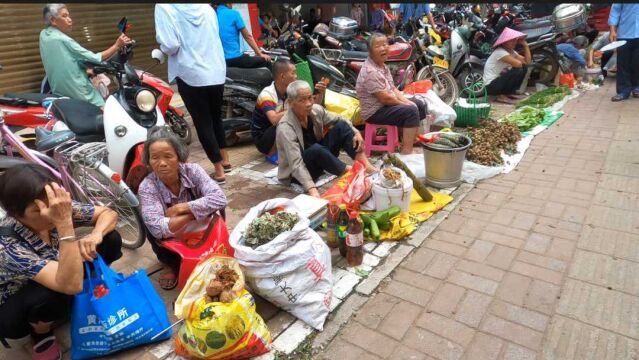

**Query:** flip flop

left=32, top=336, right=61, bottom=360
left=494, top=97, right=516, bottom=105
left=212, top=176, right=226, bottom=185
left=158, top=271, right=178, bottom=290
left=223, top=164, right=232, bottom=173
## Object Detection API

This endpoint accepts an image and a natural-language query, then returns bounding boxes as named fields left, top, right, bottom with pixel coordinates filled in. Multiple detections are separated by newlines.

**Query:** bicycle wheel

left=69, top=163, right=146, bottom=249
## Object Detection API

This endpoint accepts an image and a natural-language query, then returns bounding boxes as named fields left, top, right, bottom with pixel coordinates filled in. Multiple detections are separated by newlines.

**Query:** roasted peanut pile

left=466, top=119, right=521, bottom=166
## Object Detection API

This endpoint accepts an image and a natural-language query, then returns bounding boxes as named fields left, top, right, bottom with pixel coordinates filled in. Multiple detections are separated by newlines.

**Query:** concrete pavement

left=319, top=81, right=639, bottom=359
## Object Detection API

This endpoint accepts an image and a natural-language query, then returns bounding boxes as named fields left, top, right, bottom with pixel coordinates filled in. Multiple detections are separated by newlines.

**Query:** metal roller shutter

left=0, top=3, right=166, bottom=95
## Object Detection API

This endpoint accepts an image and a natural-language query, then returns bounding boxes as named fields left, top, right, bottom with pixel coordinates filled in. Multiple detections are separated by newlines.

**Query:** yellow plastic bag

left=174, top=256, right=271, bottom=360
left=325, top=89, right=364, bottom=127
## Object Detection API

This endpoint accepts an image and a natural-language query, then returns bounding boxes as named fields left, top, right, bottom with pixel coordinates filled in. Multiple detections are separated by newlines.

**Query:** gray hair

left=367, top=32, right=387, bottom=51
left=43, top=4, right=66, bottom=26
left=286, top=80, right=312, bottom=100
left=571, top=35, right=590, bottom=49
left=142, top=126, right=189, bottom=166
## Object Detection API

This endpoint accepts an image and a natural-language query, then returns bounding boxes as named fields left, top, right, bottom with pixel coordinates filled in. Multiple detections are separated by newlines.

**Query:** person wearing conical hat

left=483, top=27, right=532, bottom=105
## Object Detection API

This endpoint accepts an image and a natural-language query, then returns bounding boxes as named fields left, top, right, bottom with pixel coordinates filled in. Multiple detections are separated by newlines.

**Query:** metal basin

left=422, top=132, right=472, bottom=188
left=552, top=4, right=587, bottom=33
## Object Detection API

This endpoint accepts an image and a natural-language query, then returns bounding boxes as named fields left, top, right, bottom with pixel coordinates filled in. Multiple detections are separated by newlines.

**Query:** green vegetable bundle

left=502, top=106, right=545, bottom=132
left=516, top=86, right=571, bottom=109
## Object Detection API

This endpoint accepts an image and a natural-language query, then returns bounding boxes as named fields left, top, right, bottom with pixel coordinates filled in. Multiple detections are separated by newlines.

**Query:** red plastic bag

left=559, top=73, right=575, bottom=89
left=403, top=79, right=433, bottom=95
left=321, top=160, right=371, bottom=208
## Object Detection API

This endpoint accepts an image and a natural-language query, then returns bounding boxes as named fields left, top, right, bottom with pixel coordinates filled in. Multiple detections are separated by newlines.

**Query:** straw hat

left=493, top=27, right=527, bottom=48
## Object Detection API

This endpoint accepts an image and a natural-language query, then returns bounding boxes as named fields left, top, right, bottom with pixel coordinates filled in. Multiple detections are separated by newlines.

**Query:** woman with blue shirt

left=215, top=3, right=272, bottom=70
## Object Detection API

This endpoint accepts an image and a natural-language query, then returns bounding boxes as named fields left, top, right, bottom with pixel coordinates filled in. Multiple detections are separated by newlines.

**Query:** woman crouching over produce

left=483, top=27, right=532, bottom=105
left=0, top=164, right=122, bottom=359
left=356, top=32, right=428, bottom=154
left=138, top=126, right=227, bottom=290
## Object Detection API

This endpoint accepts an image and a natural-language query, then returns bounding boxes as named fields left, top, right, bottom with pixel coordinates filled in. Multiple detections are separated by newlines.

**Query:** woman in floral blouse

left=138, top=126, right=227, bottom=290
left=0, top=164, right=121, bottom=360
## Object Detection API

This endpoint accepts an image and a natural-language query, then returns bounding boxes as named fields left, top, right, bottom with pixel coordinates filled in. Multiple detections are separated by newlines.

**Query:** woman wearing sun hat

left=483, top=27, right=532, bottom=105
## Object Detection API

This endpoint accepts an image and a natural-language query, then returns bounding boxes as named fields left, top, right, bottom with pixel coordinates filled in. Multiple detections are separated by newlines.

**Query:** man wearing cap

left=608, top=3, right=639, bottom=101
left=483, top=27, right=532, bottom=105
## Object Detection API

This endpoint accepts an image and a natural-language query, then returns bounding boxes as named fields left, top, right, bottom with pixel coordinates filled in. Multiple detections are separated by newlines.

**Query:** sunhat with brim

left=493, top=27, right=527, bottom=48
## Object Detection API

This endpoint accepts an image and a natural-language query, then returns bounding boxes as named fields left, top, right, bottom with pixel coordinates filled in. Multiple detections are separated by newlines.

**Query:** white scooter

left=50, top=43, right=166, bottom=187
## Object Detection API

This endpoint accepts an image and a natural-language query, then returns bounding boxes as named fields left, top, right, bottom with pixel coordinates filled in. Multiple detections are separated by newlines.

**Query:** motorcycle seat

left=2, top=93, right=63, bottom=106
left=50, top=99, right=104, bottom=138
left=341, top=50, right=368, bottom=61
left=520, top=26, right=555, bottom=42
left=34, top=127, right=75, bottom=152
left=514, top=16, right=553, bottom=31
left=226, top=67, right=273, bottom=88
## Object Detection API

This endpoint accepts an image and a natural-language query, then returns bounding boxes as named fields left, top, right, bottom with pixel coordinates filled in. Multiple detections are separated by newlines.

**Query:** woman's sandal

left=158, top=271, right=178, bottom=290
left=32, top=336, right=62, bottom=360
left=213, top=176, right=226, bottom=185
left=223, top=164, right=232, bottom=173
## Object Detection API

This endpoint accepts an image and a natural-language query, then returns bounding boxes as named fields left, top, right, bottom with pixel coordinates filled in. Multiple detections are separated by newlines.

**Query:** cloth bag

left=229, top=199, right=333, bottom=330
left=70, top=255, right=172, bottom=359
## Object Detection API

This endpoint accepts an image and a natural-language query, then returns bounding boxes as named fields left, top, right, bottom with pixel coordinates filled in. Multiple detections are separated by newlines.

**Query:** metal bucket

left=422, top=132, right=472, bottom=188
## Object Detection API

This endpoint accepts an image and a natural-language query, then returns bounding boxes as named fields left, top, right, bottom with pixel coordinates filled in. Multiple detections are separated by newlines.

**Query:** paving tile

left=542, top=315, right=639, bottom=360
left=424, top=239, right=467, bottom=257
left=320, top=338, right=367, bottom=360
left=377, top=300, right=422, bottom=340
left=392, top=268, right=442, bottom=293
left=489, top=300, right=549, bottom=332
left=428, top=283, right=466, bottom=317
left=510, top=261, right=564, bottom=285
left=381, top=280, right=432, bottom=307
left=465, top=240, right=496, bottom=263
left=341, top=322, right=400, bottom=358
left=448, top=270, right=499, bottom=295
left=423, top=252, right=459, bottom=279
left=524, top=233, right=552, bottom=254
left=502, top=343, right=537, bottom=360
left=455, top=291, right=493, bottom=328
left=415, top=312, right=476, bottom=347
left=480, top=315, right=543, bottom=350
left=569, top=250, right=639, bottom=296
left=485, top=245, right=518, bottom=270
left=401, top=248, right=439, bottom=274
left=462, top=333, right=503, bottom=360
left=354, top=293, right=401, bottom=329
left=557, top=279, right=639, bottom=339
left=497, top=273, right=533, bottom=307
left=456, top=260, right=505, bottom=282
left=516, top=251, right=568, bottom=272
left=525, top=280, right=561, bottom=315
left=586, top=205, right=639, bottom=235
left=402, top=327, right=464, bottom=360
left=578, top=226, right=639, bottom=263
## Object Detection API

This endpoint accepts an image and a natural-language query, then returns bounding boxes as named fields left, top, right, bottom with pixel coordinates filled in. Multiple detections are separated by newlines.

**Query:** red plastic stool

left=364, top=123, right=400, bottom=156
left=159, top=212, right=231, bottom=290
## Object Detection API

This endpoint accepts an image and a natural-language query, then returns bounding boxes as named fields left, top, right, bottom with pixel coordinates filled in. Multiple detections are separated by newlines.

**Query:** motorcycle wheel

left=457, top=65, right=486, bottom=97
left=344, top=68, right=359, bottom=89
left=530, top=48, right=559, bottom=86
left=70, top=163, right=146, bottom=249
left=166, top=107, right=193, bottom=145
left=416, top=66, right=459, bottom=107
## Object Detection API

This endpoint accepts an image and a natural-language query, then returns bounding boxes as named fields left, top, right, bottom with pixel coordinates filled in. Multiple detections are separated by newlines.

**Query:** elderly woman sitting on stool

left=138, top=127, right=227, bottom=290
left=356, top=32, right=428, bottom=155
left=276, top=80, right=376, bottom=198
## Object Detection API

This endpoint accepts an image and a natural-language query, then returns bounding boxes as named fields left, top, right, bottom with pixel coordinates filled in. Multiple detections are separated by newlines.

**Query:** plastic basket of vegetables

left=454, top=82, right=491, bottom=127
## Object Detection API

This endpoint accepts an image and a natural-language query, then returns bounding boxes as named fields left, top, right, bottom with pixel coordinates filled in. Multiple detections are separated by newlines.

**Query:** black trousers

left=0, top=231, right=123, bottom=341
left=616, top=38, right=639, bottom=97
left=296, top=121, right=357, bottom=182
left=253, top=126, right=277, bottom=155
left=226, top=54, right=272, bottom=71
left=176, top=79, right=226, bottom=164
left=366, top=97, right=426, bottom=128
left=146, top=229, right=181, bottom=275
left=486, top=66, right=528, bottom=96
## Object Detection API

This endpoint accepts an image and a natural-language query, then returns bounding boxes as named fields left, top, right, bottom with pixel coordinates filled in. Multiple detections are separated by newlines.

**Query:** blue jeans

left=616, top=38, right=639, bottom=97
left=299, top=121, right=356, bottom=181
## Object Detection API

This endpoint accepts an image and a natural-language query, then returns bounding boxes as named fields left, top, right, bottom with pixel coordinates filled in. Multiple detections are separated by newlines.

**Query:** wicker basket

left=292, top=54, right=314, bottom=89
left=453, top=82, right=491, bottom=127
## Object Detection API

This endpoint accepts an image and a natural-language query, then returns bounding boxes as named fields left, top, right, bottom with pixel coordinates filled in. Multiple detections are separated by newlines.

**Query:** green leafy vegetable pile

left=502, top=106, right=546, bottom=132
left=516, top=86, right=571, bottom=109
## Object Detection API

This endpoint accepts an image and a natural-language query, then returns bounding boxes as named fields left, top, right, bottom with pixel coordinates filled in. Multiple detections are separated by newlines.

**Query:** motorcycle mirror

left=293, top=5, right=302, bottom=14
left=151, top=49, right=166, bottom=64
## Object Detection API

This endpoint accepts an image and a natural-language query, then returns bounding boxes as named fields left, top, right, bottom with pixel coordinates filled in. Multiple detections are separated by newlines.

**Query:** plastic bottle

left=346, top=211, right=364, bottom=267
left=326, top=200, right=340, bottom=248
left=336, top=204, right=349, bottom=257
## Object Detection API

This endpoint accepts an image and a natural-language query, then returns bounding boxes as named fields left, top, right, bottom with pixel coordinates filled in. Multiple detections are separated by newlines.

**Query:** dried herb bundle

left=466, top=119, right=521, bottom=166
left=244, top=211, right=299, bottom=248
left=205, top=265, right=240, bottom=303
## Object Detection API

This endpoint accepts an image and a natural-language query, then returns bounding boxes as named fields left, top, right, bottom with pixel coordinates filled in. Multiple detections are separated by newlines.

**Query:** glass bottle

left=336, top=204, right=349, bottom=257
left=346, top=210, right=364, bottom=267
left=326, top=200, right=340, bottom=248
